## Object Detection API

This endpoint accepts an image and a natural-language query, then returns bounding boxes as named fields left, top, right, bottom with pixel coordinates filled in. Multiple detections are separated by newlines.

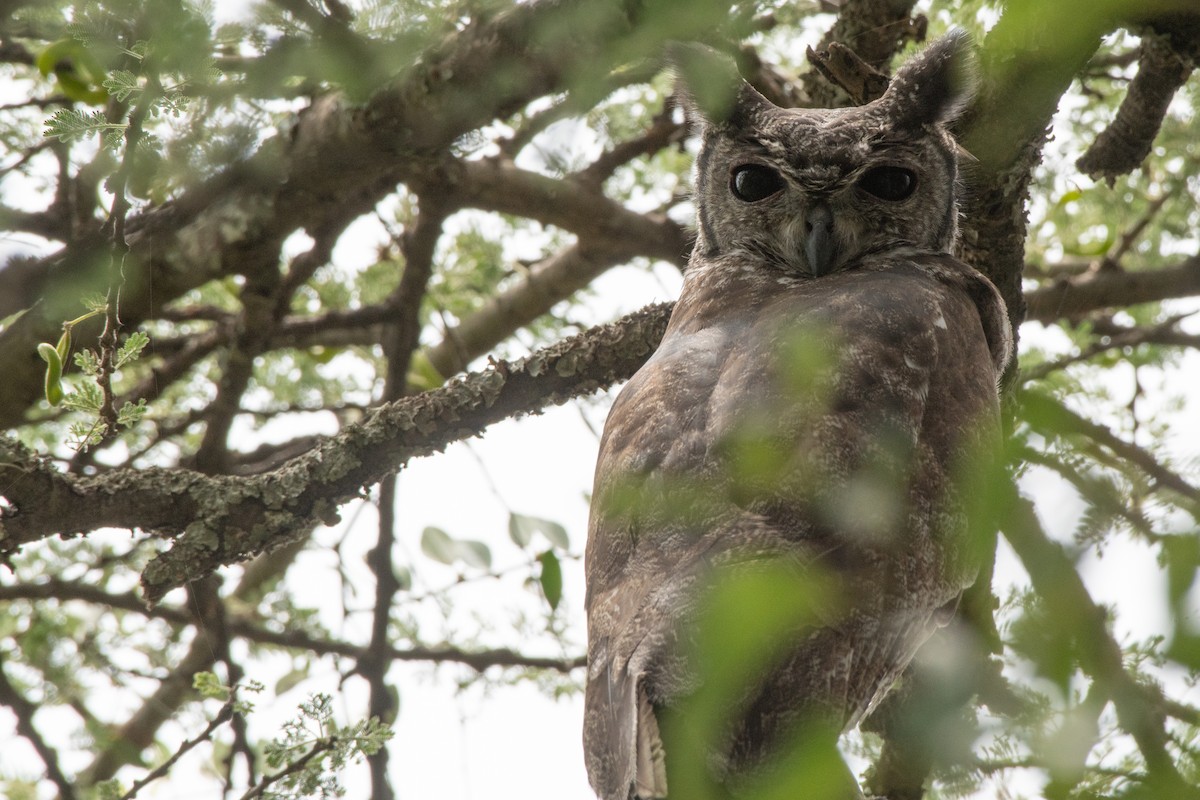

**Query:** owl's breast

left=587, top=256, right=1005, bottom=605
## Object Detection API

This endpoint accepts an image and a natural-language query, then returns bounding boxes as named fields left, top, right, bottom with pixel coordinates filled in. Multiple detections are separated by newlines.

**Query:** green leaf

left=103, top=69, right=140, bottom=102
left=94, top=779, right=124, bottom=800
left=0, top=306, right=30, bottom=334
left=508, top=513, right=534, bottom=546
left=74, top=349, right=100, bottom=376
left=44, top=108, right=125, bottom=146
left=509, top=512, right=570, bottom=550
left=456, top=539, right=492, bottom=570
left=274, top=667, right=309, bottom=696
left=1056, top=189, right=1083, bottom=207
left=63, top=379, right=103, bottom=412
left=68, top=420, right=105, bottom=451
left=394, top=564, right=413, bottom=592
left=420, top=526, right=491, bottom=569
left=420, top=526, right=457, bottom=565
left=537, top=550, right=563, bottom=611
left=36, top=38, right=109, bottom=105
left=115, top=330, right=150, bottom=369
left=1163, top=534, right=1200, bottom=637
left=193, top=671, right=230, bottom=700
left=81, top=292, right=108, bottom=313
left=117, top=399, right=148, bottom=428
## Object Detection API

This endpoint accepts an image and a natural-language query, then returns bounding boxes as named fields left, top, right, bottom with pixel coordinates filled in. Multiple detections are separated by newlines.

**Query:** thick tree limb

left=426, top=241, right=669, bottom=378
left=1076, top=32, right=1196, bottom=183
left=1023, top=254, right=1200, bottom=325
left=0, top=304, right=671, bottom=602
left=7, top=241, right=1190, bottom=597
left=959, top=6, right=1107, bottom=348
left=7, top=256, right=1180, bottom=599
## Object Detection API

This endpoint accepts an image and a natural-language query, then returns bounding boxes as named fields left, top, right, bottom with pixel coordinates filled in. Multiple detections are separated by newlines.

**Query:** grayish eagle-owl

left=583, top=31, right=1012, bottom=800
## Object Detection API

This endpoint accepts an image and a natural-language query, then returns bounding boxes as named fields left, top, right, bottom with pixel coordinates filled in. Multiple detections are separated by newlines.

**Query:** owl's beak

left=804, top=204, right=836, bottom=277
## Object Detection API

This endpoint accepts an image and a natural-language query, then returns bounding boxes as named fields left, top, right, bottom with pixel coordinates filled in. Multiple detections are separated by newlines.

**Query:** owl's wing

left=584, top=329, right=734, bottom=800
left=583, top=636, right=668, bottom=800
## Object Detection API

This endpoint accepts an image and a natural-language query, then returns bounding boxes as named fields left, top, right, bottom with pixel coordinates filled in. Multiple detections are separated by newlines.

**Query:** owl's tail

left=634, top=685, right=668, bottom=799
left=584, top=658, right=667, bottom=800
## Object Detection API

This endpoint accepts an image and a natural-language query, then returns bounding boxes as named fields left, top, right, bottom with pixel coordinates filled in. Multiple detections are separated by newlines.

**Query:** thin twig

left=118, top=699, right=236, bottom=800
left=237, top=736, right=336, bottom=800
left=1001, top=485, right=1194, bottom=793
left=1020, top=390, right=1200, bottom=503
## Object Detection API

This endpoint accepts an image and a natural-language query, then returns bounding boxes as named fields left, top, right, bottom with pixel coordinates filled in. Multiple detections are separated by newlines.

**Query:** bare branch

left=1023, top=254, right=1200, bottom=325
left=0, top=580, right=586, bottom=673
left=117, top=699, right=236, bottom=800
left=798, top=0, right=925, bottom=108
left=1077, top=33, right=1196, bottom=183
left=426, top=242, right=659, bottom=378
left=0, top=304, right=672, bottom=601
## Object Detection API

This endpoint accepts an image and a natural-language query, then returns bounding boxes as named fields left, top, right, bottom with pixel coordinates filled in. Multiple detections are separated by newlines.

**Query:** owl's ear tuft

left=881, top=29, right=978, bottom=129
left=670, top=43, right=775, bottom=131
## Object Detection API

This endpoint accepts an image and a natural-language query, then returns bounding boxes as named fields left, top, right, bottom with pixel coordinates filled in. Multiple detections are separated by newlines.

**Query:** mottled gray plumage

left=584, top=32, right=1011, bottom=800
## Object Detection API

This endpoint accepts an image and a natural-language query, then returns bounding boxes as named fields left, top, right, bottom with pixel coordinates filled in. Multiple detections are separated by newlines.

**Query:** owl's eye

left=858, top=166, right=917, bottom=201
left=731, top=165, right=784, bottom=202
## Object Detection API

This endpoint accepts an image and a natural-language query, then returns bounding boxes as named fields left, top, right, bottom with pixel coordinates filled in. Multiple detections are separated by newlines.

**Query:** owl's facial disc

left=804, top=204, right=835, bottom=277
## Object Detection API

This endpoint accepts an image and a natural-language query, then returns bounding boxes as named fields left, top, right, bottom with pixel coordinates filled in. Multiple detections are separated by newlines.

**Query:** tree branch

left=426, top=241, right=664, bottom=378
left=1023, top=253, right=1200, bottom=325
left=80, top=627, right=219, bottom=784
left=1020, top=314, right=1200, bottom=382
left=0, top=580, right=587, bottom=673
left=1019, top=389, right=1200, bottom=504
left=0, top=304, right=672, bottom=602
left=449, top=155, right=688, bottom=266
left=363, top=195, right=448, bottom=799
left=798, top=0, right=924, bottom=108
left=1077, top=30, right=1197, bottom=183
left=1001, top=486, right=1194, bottom=794
left=117, top=698, right=236, bottom=800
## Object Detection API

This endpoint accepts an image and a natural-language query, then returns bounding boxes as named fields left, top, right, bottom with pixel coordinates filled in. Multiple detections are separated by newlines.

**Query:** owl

left=583, top=31, right=1012, bottom=800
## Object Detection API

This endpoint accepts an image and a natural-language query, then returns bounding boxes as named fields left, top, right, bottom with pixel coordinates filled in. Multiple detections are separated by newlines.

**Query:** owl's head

left=680, top=32, right=977, bottom=277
